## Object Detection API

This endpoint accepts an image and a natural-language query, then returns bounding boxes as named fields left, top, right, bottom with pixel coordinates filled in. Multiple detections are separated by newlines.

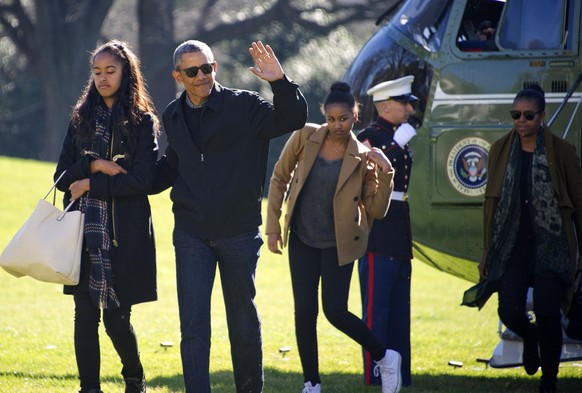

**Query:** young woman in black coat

left=54, top=40, right=159, bottom=393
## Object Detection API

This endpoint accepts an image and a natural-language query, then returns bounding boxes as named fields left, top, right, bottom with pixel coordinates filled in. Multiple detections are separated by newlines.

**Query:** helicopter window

left=497, top=0, right=567, bottom=50
left=456, top=0, right=504, bottom=52
left=565, top=0, right=576, bottom=50
left=393, top=0, right=454, bottom=52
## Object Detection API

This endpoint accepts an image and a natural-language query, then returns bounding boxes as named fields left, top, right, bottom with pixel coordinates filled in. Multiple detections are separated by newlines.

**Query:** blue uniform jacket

left=357, top=117, right=413, bottom=260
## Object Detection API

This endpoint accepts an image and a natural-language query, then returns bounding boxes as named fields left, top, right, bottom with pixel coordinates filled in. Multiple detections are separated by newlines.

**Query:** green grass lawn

left=0, top=156, right=580, bottom=392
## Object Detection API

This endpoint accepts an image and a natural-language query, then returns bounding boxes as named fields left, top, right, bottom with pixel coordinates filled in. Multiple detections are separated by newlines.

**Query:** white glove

left=393, top=123, right=417, bottom=148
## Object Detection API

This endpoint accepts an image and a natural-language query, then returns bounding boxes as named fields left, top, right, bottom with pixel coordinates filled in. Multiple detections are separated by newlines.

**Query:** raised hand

left=248, top=41, right=284, bottom=82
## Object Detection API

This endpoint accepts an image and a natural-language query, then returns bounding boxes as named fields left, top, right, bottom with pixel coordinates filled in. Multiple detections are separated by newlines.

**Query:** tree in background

left=0, top=0, right=401, bottom=161
left=0, top=0, right=113, bottom=160
left=0, top=34, right=40, bottom=158
left=137, top=0, right=175, bottom=153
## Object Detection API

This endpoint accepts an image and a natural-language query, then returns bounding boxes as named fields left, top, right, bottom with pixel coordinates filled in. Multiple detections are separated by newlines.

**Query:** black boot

left=124, top=366, right=146, bottom=393
left=79, top=389, right=103, bottom=393
left=537, top=317, right=562, bottom=393
left=522, top=328, right=540, bottom=375
left=539, top=374, right=557, bottom=393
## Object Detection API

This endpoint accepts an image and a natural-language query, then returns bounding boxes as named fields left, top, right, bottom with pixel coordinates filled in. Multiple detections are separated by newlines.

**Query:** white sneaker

left=302, top=381, right=321, bottom=393
left=374, top=349, right=402, bottom=393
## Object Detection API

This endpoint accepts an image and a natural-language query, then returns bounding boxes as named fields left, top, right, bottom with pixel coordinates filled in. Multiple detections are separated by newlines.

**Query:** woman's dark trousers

left=73, top=292, right=142, bottom=391
left=497, top=261, right=564, bottom=388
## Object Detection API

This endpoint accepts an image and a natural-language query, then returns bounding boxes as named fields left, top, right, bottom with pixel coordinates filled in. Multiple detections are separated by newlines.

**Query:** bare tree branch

left=186, top=0, right=389, bottom=45
left=196, top=0, right=218, bottom=27
left=0, top=0, right=35, bottom=57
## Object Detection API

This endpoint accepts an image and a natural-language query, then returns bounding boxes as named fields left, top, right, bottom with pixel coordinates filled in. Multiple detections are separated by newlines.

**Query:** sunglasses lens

left=509, top=110, right=537, bottom=120
left=183, top=63, right=213, bottom=78
left=184, top=67, right=199, bottom=78
left=200, top=64, right=214, bottom=74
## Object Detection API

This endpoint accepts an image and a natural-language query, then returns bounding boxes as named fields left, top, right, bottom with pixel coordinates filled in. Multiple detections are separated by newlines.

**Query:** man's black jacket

left=151, top=78, right=308, bottom=240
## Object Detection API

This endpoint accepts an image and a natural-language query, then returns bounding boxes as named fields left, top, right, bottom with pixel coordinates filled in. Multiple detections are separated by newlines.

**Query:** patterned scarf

left=463, top=128, right=569, bottom=308
left=78, top=105, right=120, bottom=309
left=530, top=128, right=570, bottom=278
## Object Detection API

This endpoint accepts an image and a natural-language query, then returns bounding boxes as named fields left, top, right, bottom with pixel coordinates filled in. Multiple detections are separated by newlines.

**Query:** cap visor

left=391, top=94, right=418, bottom=103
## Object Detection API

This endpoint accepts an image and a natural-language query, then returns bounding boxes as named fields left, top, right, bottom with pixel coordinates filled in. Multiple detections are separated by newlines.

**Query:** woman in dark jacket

left=463, top=85, right=582, bottom=393
left=54, top=40, right=159, bottom=393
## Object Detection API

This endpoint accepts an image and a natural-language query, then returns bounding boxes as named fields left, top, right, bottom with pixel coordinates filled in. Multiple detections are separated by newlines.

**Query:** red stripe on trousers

left=364, top=252, right=375, bottom=384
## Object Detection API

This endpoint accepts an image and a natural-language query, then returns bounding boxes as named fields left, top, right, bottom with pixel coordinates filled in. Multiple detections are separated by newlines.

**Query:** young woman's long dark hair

left=71, top=40, right=159, bottom=146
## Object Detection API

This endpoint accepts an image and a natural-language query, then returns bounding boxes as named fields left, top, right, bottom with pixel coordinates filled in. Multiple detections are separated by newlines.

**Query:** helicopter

left=342, top=0, right=582, bottom=367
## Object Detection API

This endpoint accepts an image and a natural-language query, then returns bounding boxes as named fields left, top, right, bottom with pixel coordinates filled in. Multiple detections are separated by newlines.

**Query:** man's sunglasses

left=509, top=110, right=540, bottom=121
left=180, top=63, right=214, bottom=78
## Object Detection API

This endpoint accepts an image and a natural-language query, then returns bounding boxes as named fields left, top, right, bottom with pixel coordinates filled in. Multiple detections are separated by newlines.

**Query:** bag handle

left=46, top=171, right=78, bottom=221
left=57, top=200, right=77, bottom=221
left=44, top=171, right=67, bottom=201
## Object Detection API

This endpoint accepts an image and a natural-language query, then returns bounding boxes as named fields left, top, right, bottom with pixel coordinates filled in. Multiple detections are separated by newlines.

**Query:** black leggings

left=497, top=260, right=564, bottom=380
left=288, top=232, right=385, bottom=384
left=73, top=292, right=142, bottom=391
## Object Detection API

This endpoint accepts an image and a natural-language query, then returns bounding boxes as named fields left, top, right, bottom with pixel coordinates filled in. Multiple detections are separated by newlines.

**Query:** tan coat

left=266, top=123, right=394, bottom=266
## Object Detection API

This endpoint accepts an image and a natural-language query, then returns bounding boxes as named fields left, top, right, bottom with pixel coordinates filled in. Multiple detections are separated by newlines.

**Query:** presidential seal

left=447, top=137, right=490, bottom=196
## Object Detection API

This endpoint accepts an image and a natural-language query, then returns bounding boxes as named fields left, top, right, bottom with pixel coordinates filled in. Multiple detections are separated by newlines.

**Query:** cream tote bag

left=0, top=171, right=84, bottom=285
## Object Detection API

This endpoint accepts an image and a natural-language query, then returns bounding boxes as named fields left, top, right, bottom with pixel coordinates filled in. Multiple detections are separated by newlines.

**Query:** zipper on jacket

left=110, top=126, right=119, bottom=247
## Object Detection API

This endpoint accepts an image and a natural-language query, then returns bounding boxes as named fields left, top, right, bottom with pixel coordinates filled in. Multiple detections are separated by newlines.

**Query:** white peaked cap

left=367, top=75, right=418, bottom=102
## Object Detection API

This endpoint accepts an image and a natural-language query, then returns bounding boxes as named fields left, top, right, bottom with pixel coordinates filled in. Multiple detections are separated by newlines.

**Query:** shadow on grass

left=404, top=373, right=580, bottom=393
left=1, top=368, right=579, bottom=392
left=0, top=370, right=79, bottom=381
left=146, top=368, right=581, bottom=393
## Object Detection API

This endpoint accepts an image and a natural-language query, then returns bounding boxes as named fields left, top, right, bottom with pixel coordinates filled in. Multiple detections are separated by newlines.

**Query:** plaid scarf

left=78, top=105, right=120, bottom=309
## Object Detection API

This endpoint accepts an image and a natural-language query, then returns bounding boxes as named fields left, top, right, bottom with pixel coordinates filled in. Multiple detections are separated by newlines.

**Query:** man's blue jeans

left=173, top=228, right=264, bottom=393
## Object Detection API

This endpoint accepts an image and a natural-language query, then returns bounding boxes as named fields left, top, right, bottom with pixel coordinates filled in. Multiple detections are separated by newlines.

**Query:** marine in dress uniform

left=356, top=76, right=417, bottom=387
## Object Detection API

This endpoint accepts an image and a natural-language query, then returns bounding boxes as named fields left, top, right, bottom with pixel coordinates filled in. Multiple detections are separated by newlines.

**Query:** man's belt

left=391, top=191, right=408, bottom=201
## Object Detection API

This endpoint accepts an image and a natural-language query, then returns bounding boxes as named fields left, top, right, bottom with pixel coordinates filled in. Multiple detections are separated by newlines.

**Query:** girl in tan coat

left=266, top=82, right=401, bottom=393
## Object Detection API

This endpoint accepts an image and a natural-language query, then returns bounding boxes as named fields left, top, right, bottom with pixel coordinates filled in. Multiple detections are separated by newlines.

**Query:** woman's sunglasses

left=509, top=110, right=540, bottom=121
left=180, top=63, right=214, bottom=78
